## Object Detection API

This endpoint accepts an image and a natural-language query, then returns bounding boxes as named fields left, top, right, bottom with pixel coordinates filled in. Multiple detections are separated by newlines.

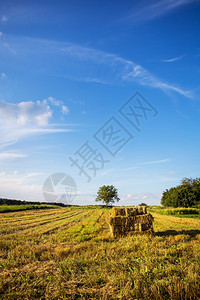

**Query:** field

left=0, top=207, right=200, bottom=299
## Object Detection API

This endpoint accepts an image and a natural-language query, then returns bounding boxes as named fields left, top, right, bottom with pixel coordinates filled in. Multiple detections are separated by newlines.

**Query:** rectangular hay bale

left=125, top=207, right=137, bottom=217
left=126, top=216, right=136, bottom=231
left=142, top=206, right=147, bottom=214
left=112, top=207, right=126, bottom=217
left=109, top=209, right=154, bottom=236
left=109, top=216, right=127, bottom=237
left=137, top=206, right=144, bottom=215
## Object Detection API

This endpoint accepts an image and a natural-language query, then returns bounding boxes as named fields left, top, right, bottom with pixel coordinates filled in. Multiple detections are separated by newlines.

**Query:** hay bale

left=135, top=213, right=154, bottom=232
left=125, top=216, right=136, bottom=231
left=137, top=206, right=144, bottom=215
left=134, top=222, right=140, bottom=231
left=109, top=216, right=127, bottom=237
left=125, top=207, right=137, bottom=217
left=142, top=206, right=147, bottom=214
left=112, top=207, right=126, bottom=217
left=141, top=223, right=153, bottom=231
left=135, top=213, right=153, bottom=223
left=109, top=208, right=154, bottom=237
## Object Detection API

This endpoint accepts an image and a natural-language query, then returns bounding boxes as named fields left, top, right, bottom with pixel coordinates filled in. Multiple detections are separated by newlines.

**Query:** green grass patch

left=149, top=206, right=200, bottom=219
left=165, top=208, right=200, bottom=215
left=0, top=204, right=59, bottom=213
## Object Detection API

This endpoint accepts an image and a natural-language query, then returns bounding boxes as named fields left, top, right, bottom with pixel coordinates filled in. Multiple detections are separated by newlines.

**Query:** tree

left=161, top=177, right=200, bottom=207
left=95, top=185, right=120, bottom=206
left=138, top=203, right=148, bottom=206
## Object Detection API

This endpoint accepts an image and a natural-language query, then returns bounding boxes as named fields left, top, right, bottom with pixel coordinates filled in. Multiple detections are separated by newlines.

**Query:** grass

left=0, top=204, right=59, bottom=213
left=149, top=206, right=200, bottom=219
left=0, top=206, right=200, bottom=299
left=164, top=208, right=199, bottom=215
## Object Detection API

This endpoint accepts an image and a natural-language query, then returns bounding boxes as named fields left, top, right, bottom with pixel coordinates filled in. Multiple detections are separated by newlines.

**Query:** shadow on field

left=156, top=229, right=200, bottom=237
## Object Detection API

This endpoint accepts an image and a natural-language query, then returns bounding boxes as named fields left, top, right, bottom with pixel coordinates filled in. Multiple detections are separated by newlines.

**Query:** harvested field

left=0, top=207, right=200, bottom=299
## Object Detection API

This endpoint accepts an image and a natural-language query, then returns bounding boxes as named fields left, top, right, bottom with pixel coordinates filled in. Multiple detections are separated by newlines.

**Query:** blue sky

left=0, top=0, right=200, bottom=205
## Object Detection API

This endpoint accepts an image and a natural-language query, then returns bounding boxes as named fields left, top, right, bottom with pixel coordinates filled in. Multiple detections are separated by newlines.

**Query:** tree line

left=0, top=198, right=69, bottom=207
left=161, top=177, right=200, bottom=207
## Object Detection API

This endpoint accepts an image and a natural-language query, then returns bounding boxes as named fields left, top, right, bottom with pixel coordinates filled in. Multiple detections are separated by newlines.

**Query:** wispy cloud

left=48, top=96, right=69, bottom=114
left=161, top=54, right=186, bottom=62
left=0, top=151, right=27, bottom=160
left=1, top=15, right=8, bottom=23
left=138, top=158, right=171, bottom=165
left=99, top=159, right=171, bottom=177
left=122, top=65, right=193, bottom=97
left=0, top=35, right=193, bottom=98
left=123, top=0, right=198, bottom=23
left=1, top=72, right=7, bottom=79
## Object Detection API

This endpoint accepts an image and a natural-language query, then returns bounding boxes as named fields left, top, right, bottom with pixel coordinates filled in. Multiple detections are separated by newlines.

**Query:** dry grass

left=0, top=207, right=200, bottom=299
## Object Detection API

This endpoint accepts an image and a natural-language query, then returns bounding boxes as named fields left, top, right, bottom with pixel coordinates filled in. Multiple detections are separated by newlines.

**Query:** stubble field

left=0, top=207, right=200, bottom=299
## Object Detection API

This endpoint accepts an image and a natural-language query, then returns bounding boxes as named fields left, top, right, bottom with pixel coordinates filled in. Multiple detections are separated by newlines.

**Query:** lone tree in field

left=95, top=185, right=120, bottom=207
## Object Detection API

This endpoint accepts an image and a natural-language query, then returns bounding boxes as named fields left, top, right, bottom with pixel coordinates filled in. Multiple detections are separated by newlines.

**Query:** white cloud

left=0, top=99, right=52, bottom=127
left=0, top=151, right=27, bottom=160
left=161, top=54, right=186, bottom=62
left=123, top=0, right=198, bottom=23
left=47, top=96, right=61, bottom=106
left=0, top=97, right=71, bottom=149
left=118, top=192, right=162, bottom=205
left=123, top=65, right=193, bottom=97
left=47, top=97, right=69, bottom=114
left=61, top=105, right=69, bottom=114
left=0, top=35, right=193, bottom=98
left=138, top=159, right=171, bottom=165
left=1, top=72, right=7, bottom=80
left=60, top=44, right=193, bottom=97
left=1, top=15, right=8, bottom=22
left=2, top=42, right=16, bottom=54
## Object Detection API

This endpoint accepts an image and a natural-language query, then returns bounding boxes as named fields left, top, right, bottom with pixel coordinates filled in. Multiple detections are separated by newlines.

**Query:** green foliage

left=138, top=203, right=148, bottom=206
left=95, top=185, right=120, bottom=206
left=161, top=177, right=200, bottom=208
